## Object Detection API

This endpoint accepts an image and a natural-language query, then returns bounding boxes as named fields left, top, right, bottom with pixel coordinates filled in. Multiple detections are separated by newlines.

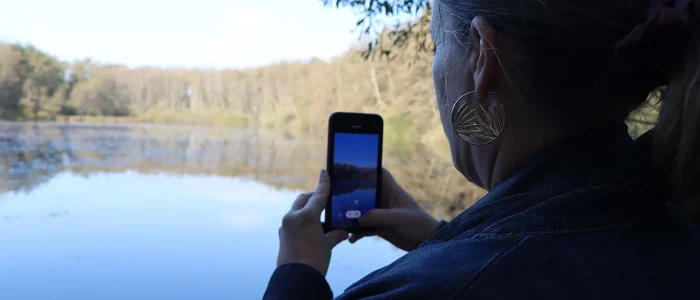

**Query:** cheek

left=433, top=51, right=461, bottom=163
left=432, top=45, right=477, bottom=181
left=432, top=54, right=444, bottom=107
left=432, top=51, right=449, bottom=128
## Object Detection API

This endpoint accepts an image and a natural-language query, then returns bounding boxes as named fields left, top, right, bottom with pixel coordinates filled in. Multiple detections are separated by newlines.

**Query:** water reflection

left=0, top=122, right=484, bottom=219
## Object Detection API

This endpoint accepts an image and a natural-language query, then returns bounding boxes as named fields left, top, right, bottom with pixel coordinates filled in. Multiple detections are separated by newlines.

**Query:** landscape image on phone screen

left=331, top=133, right=379, bottom=229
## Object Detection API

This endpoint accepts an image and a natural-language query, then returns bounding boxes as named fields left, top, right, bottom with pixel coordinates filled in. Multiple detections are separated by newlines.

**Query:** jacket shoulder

left=339, top=236, right=526, bottom=299
left=455, top=227, right=700, bottom=300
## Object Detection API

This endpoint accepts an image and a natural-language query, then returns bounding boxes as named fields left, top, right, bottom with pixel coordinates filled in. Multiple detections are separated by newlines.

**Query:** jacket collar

left=428, top=121, right=669, bottom=243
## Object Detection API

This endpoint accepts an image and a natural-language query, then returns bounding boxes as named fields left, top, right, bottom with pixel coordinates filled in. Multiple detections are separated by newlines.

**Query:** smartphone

left=324, top=112, right=383, bottom=233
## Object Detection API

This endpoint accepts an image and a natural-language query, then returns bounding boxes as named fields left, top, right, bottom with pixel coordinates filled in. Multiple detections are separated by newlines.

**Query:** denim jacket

left=264, top=122, right=700, bottom=299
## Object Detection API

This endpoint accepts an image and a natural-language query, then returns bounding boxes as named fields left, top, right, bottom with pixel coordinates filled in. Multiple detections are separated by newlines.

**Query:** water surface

left=0, top=122, right=480, bottom=299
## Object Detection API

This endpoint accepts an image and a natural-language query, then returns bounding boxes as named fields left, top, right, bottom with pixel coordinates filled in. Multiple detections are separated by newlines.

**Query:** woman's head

left=431, top=0, right=699, bottom=219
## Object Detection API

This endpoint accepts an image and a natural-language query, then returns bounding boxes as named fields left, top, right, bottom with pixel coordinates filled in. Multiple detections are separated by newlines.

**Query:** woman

left=265, top=0, right=700, bottom=299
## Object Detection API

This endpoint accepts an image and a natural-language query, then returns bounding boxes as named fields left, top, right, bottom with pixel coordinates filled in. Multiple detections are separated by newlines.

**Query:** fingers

left=348, top=234, right=363, bottom=244
left=290, top=192, right=313, bottom=211
left=305, top=170, right=331, bottom=213
left=380, top=168, right=399, bottom=208
left=349, top=233, right=372, bottom=244
left=358, top=208, right=405, bottom=227
left=325, top=230, right=349, bottom=248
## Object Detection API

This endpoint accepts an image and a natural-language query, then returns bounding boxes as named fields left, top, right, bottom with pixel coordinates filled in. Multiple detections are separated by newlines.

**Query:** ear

left=469, top=16, right=498, bottom=100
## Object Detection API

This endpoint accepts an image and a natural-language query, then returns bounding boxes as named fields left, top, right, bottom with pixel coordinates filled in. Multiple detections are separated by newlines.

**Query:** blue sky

left=0, top=0, right=365, bottom=69
left=334, top=133, right=379, bottom=168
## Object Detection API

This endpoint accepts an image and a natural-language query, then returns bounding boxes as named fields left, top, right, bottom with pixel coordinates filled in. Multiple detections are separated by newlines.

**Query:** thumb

left=381, top=168, right=398, bottom=188
left=380, top=169, right=398, bottom=202
left=325, top=230, right=349, bottom=248
left=359, top=208, right=406, bottom=227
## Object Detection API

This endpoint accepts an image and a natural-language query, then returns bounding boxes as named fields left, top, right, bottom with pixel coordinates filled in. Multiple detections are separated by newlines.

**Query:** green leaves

left=323, top=0, right=429, bottom=18
left=321, top=0, right=433, bottom=60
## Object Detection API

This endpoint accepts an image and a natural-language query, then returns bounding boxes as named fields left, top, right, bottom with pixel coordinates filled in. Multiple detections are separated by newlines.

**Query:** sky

left=334, top=133, right=379, bottom=168
left=0, top=0, right=363, bottom=69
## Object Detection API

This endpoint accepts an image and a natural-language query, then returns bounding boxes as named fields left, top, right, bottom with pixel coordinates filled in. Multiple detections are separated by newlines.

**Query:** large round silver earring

left=451, top=91, right=506, bottom=146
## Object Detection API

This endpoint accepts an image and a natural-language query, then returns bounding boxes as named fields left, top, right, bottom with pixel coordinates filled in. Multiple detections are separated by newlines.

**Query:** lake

left=0, top=122, right=482, bottom=299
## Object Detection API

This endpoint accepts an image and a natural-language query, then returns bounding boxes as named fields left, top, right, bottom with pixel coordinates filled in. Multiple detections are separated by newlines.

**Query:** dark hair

left=436, top=0, right=700, bottom=221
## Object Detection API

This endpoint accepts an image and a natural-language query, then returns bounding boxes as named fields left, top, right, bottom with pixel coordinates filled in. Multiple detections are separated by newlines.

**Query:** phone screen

left=329, top=132, right=380, bottom=230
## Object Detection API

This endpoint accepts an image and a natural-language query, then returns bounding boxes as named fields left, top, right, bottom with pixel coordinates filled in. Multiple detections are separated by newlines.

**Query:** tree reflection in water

left=0, top=122, right=485, bottom=220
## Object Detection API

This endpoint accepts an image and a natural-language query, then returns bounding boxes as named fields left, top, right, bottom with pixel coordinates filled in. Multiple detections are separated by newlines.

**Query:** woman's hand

left=276, top=170, right=349, bottom=277
left=349, top=169, right=441, bottom=252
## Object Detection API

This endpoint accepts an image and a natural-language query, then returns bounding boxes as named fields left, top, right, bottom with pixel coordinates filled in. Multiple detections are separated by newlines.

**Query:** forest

left=0, top=40, right=442, bottom=145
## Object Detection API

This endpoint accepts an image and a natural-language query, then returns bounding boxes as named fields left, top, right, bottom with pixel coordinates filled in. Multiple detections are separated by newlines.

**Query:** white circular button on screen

left=345, top=210, right=361, bottom=219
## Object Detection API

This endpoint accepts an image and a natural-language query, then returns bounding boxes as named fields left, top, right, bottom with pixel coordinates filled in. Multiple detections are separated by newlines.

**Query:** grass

left=384, top=117, right=416, bottom=157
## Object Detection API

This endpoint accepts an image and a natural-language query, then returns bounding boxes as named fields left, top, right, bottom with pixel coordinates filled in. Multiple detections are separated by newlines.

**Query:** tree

left=19, top=45, right=65, bottom=120
left=321, top=0, right=433, bottom=59
left=68, top=66, right=131, bottom=116
left=0, top=44, right=29, bottom=118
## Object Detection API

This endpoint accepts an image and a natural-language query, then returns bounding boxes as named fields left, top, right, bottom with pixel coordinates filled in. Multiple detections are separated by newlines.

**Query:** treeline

left=0, top=42, right=441, bottom=145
